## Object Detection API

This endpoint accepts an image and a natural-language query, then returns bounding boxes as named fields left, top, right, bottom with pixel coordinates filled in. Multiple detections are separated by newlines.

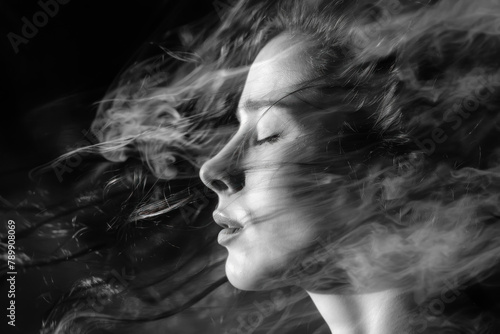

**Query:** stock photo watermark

left=6, top=219, right=17, bottom=327
left=353, top=0, right=404, bottom=47
left=213, top=0, right=236, bottom=20
left=225, top=289, right=287, bottom=334
left=409, top=278, right=470, bottom=333
left=51, top=128, right=102, bottom=182
left=412, top=72, right=500, bottom=156
left=7, top=0, right=72, bottom=54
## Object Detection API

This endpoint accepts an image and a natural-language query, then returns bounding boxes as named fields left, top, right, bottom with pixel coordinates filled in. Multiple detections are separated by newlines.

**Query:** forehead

left=238, top=34, right=316, bottom=116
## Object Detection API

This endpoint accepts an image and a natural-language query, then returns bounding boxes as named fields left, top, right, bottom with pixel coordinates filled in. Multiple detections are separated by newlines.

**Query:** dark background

left=2, top=1, right=500, bottom=334
left=0, top=1, right=215, bottom=333
left=1, top=0, right=215, bottom=197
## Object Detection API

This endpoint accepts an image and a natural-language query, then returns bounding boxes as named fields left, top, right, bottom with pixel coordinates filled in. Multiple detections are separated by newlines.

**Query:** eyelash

left=255, top=133, right=282, bottom=146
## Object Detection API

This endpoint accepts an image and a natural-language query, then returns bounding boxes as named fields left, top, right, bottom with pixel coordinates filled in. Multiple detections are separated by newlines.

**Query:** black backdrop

left=0, top=1, right=215, bottom=333
left=1, top=0, right=215, bottom=197
left=2, top=2, right=500, bottom=334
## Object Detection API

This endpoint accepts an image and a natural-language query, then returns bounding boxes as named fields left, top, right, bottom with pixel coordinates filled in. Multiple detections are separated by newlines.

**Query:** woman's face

left=200, top=34, right=340, bottom=291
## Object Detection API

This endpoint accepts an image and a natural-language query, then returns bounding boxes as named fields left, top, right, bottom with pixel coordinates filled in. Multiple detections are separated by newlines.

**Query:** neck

left=306, top=288, right=415, bottom=334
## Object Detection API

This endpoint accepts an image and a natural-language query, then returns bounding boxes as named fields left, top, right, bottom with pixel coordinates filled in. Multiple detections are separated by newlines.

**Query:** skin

left=200, top=33, right=332, bottom=291
left=199, top=34, right=415, bottom=333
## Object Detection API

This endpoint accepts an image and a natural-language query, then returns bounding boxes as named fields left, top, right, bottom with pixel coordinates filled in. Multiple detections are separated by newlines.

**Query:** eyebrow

left=236, top=98, right=297, bottom=121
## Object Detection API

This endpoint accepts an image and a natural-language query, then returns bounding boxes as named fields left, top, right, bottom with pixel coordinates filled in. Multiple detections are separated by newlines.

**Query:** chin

left=225, top=257, right=261, bottom=290
left=224, top=254, right=290, bottom=291
left=226, top=273, right=257, bottom=291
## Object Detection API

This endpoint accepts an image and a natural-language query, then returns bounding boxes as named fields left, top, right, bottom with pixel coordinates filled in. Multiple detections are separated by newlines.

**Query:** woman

left=39, top=0, right=500, bottom=333
left=199, top=31, right=417, bottom=333
left=197, top=0, right=500, bottom=332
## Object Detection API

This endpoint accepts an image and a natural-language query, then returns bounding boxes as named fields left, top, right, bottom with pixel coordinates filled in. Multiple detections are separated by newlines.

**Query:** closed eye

left=256, top=133, right=282, bottom=146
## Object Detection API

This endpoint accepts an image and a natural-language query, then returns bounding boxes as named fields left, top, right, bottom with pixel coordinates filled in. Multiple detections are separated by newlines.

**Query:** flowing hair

left=6, top=0, right=500, bottom=333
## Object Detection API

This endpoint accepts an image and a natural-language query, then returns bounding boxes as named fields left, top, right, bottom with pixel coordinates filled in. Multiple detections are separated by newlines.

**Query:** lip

left=217, top=227, right=243, bottom=245
left=213, top=211, right=244, bottom=229
left=213, top=211, right=244, bottom=245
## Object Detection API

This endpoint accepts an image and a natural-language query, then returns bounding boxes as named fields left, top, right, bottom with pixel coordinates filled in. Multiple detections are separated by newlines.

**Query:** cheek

left=225, top=218, right=320, bottom=290
left=225, top=178, right=323, bottom=290
left=244, top=165, right=327, bottom=251
left=225, top=140, right=332, bottom=290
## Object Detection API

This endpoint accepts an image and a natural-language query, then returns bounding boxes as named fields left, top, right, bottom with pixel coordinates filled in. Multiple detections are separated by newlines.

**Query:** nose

left=199, top=140, right=245, bottom=196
